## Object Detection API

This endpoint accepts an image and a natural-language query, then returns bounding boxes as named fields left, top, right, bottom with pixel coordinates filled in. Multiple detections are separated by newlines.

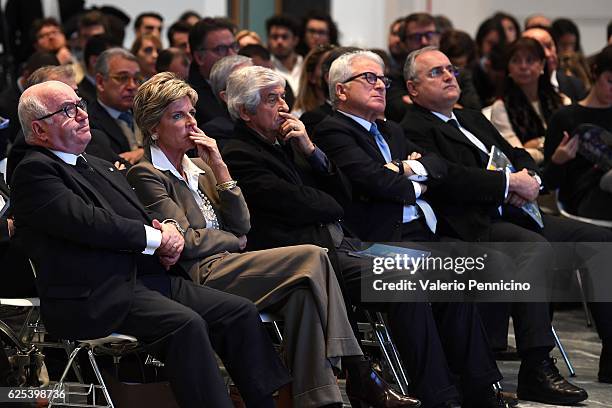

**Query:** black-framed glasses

left=406, top=31, right=440, bottom=43
left=342, top=72, right=391, bottom=88
left=200, top=42, right=239, bottom=56
left=36, top=99, right=87, bottom=121
left=427, top=65, right=459, bottom=79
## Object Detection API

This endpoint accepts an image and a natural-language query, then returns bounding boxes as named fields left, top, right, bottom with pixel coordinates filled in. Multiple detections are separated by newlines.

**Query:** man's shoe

left=517, top=358, right=588, bottom=405
left=464, top=388, right=509, bottom=408
left=345, top=366, right=421, bottom=408
left=493, top=346, right=521, bottom=361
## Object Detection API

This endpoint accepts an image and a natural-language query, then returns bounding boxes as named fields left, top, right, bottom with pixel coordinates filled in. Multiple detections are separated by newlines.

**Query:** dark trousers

left=336, top=238, right=501, bottom=407
left=115, top=277, right=291, bottom=408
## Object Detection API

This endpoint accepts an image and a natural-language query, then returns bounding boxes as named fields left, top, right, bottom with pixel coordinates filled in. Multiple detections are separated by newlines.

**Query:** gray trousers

left=201, top=244, right=363, bottom=408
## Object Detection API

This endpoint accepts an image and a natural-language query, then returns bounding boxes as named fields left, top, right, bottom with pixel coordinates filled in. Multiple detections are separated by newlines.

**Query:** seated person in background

left=400, top=46, right=611, bottom=401
left=78, top=34, right=117, bottom=104
left=202, top=55, right=252, bottom=148
left=131, top=34, right=162, bottom=80
left=11, top=80, right=291, bottom=408
left=236, top=30, right=262, bottom=48
left=544, top=44, right=612, bottom=221
left=6, top=65, right=128, bottom=185
left=31, top=18, right=75, bottom=65
left=89, top=48, right=145, bottom=164
left=156, top=48, right=190, bottom=80
left=489, top=37, right=569, bottom=164
left=167, top=21, right=192, bottom=56
left=291, top=44, right=335, bottom=117
left=126, top=72, right=409, bottom=408
left=223, top=62, right=508, bottom=408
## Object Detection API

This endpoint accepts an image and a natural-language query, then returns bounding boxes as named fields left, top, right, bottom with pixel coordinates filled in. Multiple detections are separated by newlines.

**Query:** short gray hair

left=209, top=55, right=252, bottom=103
left=25, top=65, right=76, bottom=89
left=403, top=46, right=439, bottom=82
left=18, top=82, right=56, bottom=144
left=226, top=66, right=286, bottom=121
left=133, top=72, right=198, bottom=143
left=94, top=47, right=138, bottom=77
left=328, top=50, right=385, bottom=107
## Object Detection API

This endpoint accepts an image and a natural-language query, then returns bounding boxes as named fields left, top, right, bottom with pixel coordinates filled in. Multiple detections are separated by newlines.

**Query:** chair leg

left=272, top=321, right=283, bottom=343
left=574, top=268, right=593, bottom=327
left=87, top=348, right=115, bottom=408
left=376, top=312, right=410, bottom=391
left=552, top=326, right=576, bottom=377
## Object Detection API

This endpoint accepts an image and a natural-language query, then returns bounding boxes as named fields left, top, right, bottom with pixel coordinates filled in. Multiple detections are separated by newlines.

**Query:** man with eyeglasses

left=11, top=79, right=291, bottom=408
left=187, top=17, right=238, bottom=126
left=266, top=15, right=303, bottom=95
left=400, top=46, right=610, bottom=405
left=88, top=48, right=145, bottom=164
left=31, top=17, right=75, bottom=65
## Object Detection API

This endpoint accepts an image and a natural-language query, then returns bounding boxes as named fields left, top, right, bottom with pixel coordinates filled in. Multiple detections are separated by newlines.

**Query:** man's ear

left=406, top=80, right=418, bottom=99
left=192, top=49, right=205, bottom=67
left=219, top=90, right=227, bottom=103
left=238, top=105, right=251, bottom=122
left=95, top=73, right=105, bottom=95
left=30, top=121, right=48, bottom=143
left=335, top=83, right=348, bottom=103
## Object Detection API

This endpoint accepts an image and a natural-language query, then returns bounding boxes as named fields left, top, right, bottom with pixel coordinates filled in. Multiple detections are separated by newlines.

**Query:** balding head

left=522, top=27, right=558, bottom=72
left=19, top=81, right=91, bottom=153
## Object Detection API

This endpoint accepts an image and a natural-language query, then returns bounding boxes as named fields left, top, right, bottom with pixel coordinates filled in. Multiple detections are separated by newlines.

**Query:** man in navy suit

left=11, top=80, right=290, bottom=408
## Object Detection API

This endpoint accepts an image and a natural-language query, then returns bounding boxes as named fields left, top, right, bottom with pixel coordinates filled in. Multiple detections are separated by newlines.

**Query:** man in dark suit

left=187, top=18, right=236, bottom=126
left=522, top=27, right=588, bottom=102
left=302, top=51, right=510, bottom=408
left=399, top=46, right=608, bottom=405
left=10, top=80, right=290, bottom=408
left=89, top=48, right=144, bottom=164
left=77, top=34, right=115, bottom=104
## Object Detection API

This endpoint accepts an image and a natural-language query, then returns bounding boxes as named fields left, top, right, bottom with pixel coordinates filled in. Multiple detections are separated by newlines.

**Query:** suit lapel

left=334, top=113, right=387, bottom=163
left=90, top=102, right=130, bottom=152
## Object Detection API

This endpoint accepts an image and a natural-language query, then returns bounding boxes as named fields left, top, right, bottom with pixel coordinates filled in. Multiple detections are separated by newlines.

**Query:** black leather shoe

left=517, top=358, right=588, bottom=405
left=345, top=367, right=421, bottom=408
left=464, top=389, right=509, bottom=408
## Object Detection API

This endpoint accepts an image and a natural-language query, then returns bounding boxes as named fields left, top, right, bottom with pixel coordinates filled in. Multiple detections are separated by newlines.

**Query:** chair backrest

left=554, top=190, right=612, bottom=228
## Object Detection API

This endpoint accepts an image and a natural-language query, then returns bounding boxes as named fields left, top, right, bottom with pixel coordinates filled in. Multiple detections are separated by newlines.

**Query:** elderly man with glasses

left=87, top=48, right=145, bottom=164
left=187, top=17, right=239, bottom=126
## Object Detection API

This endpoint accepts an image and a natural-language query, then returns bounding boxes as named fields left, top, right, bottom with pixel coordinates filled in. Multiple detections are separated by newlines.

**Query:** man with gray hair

left=313, top=50, right=512, bottom=408
left=201, top=55, right=252, bottom=149
left=88, top=47, right=145, bottom=164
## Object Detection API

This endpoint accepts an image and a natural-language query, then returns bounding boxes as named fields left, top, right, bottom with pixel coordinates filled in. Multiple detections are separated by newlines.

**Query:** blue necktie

left=370, top=123, right=392, bottom=163
left=118, top=111, right=134, bottom=131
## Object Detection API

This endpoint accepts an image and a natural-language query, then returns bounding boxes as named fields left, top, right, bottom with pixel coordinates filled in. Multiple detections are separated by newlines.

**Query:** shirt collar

left=431, top=110, right=458, bottom=123
left=97, top=99, right=126, bottom=120
left=150, top=145, right=205, bottom=191
left=337, top=110, right=374, bottom=131
left=550, top=70, right=559, bottom=90
left=49, top=149, right=79, bottom=165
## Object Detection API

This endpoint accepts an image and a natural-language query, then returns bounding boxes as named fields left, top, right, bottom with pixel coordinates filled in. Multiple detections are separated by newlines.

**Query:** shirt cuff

left=143, top=225, right=162, bottom=255
left=411, top=181, right=422, bottom=198
left=405, top=160, right=428, bottom=182
left=307, top=146, right=332, bottom=173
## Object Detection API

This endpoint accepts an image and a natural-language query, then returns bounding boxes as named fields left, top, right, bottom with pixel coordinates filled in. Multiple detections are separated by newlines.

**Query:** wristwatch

left=162, top=219, right=186, bottom=236
left=392, top=160, right=404, bottom=175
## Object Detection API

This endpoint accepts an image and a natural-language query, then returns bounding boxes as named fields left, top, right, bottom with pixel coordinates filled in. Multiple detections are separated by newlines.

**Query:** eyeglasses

left=406, top=31, right=440, bottom=43
left=37, top=29, right=62, bottom=40
left=342, top=72, right=391, bottom=88
left=107, top=73, right=145, bottom=86
left=201, top=42, right=239, bottom=56
left=264, top=92, right=287, bottom=107
left=306, top=28, right=329, bottom=37
left=427, top=65, right=460, bottom=79
left=36, top=99, right=87, bottom=121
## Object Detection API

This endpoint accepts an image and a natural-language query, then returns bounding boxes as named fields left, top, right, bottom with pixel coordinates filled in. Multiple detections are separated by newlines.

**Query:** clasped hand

left=152, top=219, right=185, bottom=270
left=278, top=112, right=315, bottom=155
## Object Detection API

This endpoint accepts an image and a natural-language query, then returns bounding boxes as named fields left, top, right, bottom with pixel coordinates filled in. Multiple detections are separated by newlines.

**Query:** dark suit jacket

left=6, top=128, right=128, bottom=186
left=556, top=70, right=588, bottom=103
left=0, top=82, right=22, bottom=157
left=313, top=112, right=447, bottom=242
left=300, top=102, right=333, bottom=138
left=400, top=104, right=539, bottom=241
left=87, top=99, right=131, bottom=154
left=202, top=115, right=234, bottom=151
left=187, top=63, right=228, bottom=126
left=0, top=176, right=9, bottom=245
left=223, top=120, right=351, bottom=251
left=77, top=77, right=97, bottom=104
left=10, top=148, right=161, bottom=339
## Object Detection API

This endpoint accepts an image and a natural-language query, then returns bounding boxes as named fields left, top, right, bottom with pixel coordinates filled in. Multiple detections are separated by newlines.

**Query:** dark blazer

left=313, top=112, right=447, bottom=242
left=87, top=99, right=131, bottom=154
left=400, top=104, right=539, bottom=241
left=0, top=177, right=9, bottom=245
left=299, top=102, right=333, bottom=138
left=223, top=120, right=351, bottom=251
left=187, top=63, right=228, bottom=126
left=10, top=148, right=159, bottom=339
left=202, top=115, right=234, bottom=150
left=0, top=82, right=22, bottom=157
left=6, top=128, right=128, bottom=185
left=77, top=77, right=97, bottom=104
left=556, top=70, right=588, bottom=103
